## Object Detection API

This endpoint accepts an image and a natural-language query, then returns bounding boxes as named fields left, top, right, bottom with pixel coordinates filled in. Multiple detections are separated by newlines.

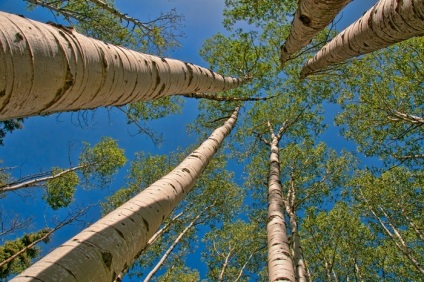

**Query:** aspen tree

left=12, top=107, right=240, bottom=281
left=301, top=0, right=424, bottom=78
left=0, top=12, right=246, bottom=120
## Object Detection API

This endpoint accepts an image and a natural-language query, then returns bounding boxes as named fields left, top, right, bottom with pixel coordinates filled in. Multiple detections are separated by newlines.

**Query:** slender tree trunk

left=280, top=0, right=351, bottom=65
left=143, top=204, right=211, bottom=282
left=218, top=247, right=233, bottom=282
left=0, top=164, right=86, bottom=192
left=12, top=107, right=240, bottom=282
left=300, top=0, right=424, bottom=78
left=266, top=122, right=295, bottom=282
left=0, top=12, right=246, bottom=120
left=287, top=210, right=307, bottom=282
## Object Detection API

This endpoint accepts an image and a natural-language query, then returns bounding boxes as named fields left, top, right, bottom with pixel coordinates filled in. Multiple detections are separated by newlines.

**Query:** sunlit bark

left=12, top=108, right=240, bottom=282
left=0, top=12, right=245, bottom=120
left=301, top=0, right=424, bottom=78
left=280, top=0, right=351, bottom=65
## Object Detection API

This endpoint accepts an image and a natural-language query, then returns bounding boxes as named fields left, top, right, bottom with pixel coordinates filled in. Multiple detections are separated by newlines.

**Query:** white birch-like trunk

left=300, top=0, right=424, bottom=78
left=267, top=130, right=295, bottom=282
left=12, top=107, right=240, bottom=282
left=0, top=11, right=245, bottom=120
left=280, top=0, right=351, bottom=65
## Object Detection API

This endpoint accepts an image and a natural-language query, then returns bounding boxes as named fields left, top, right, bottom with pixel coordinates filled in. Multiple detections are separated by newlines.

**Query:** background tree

left=1, top=137, right=126, bottom=210
left=349, top=167, right=424, bottom=278
left=202, top=220, right=266, bottom=282
left=301, top=202, right=377, bottom=281
left=0, top=206, right=91, bottom=281
left=0, top=228, right=51, bottom=280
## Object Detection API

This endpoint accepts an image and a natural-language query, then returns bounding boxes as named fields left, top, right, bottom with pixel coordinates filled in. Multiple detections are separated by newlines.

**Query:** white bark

left=280, top=0, right=351, bottom=65
left=12, top=108, right=240, bottom=282
left=266, top=122, right=295, bottom=282
left=300, top=0, right=424, bottom=78
left=0, top=12, right=245, bottom=120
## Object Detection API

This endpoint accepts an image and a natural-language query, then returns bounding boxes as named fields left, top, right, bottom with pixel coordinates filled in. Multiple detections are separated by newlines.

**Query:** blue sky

left=0, top=0, right=378, bottom=280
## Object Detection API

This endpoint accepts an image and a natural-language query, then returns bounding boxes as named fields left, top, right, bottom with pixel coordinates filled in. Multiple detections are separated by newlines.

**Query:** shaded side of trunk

left=300, top=0, right=424, bottom=78
left=280, top=0, right=351, bottom=65
left=267, top=134, right=295, bottom=282
left=0, top=12, right=245, bottom=120
left=12, top=108, right=240, bottom=282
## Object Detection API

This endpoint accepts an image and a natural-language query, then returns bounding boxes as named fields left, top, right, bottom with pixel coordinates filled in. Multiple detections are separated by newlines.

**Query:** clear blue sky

left=0, top=0, right=377, bottom=280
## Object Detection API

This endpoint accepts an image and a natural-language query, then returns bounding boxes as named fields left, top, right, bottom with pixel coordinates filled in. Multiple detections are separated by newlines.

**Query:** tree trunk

left=0, top=12, right=245, bottom=120
left=300, top=0, right=424, bottom=78
left=11, top=107, right=240, bottom=282
left=280, top=0, right=351, bottom=65
left=267, top=123, right=295, bottom=282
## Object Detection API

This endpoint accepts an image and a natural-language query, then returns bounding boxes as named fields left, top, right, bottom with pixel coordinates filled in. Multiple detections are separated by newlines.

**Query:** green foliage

left=80, top=137, right=126, bottom=187
left=202, top=220, right=266, bottom=281
left=0, top=119, right=23, bottom=146
left=157, top=266, right=200, bottom=282
left=43, top=168, right=79, bottom=210
left=336, top=37, right=424, bottom=167
left=302, top=202, right=377, bottom=281
left=0, top=163, right=10, bottom=188
left=101, top=151, right=176, bottom=214
left=222, top=0, right=295, bottom=30
left=0, top=228, right=50, bottom=279
left=348, top=167, right=424, bottom=279
left=126, top=97, right=183, bottom=121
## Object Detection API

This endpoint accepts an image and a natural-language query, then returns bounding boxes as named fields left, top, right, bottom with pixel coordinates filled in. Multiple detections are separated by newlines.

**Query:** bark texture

left=300, top=0, right=424, bottom=78
left=267, top=125, right=295, bottom=282
left=11, top=108, right=240, bottom=282
left=280, top=0, right=351, bottom=65
left=0, top=12, right=245, bottom=120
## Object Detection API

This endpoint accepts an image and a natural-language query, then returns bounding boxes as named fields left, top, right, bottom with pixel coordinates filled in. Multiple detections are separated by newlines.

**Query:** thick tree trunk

left=267, top=124, right=295, bottom=282
left=0, top=12, right=245, bottom=120
left=280, top=0, right=351, bottom=65
left=12, top=108, right=240, bottom=282
left=300, top=0, right=424, bottom=78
